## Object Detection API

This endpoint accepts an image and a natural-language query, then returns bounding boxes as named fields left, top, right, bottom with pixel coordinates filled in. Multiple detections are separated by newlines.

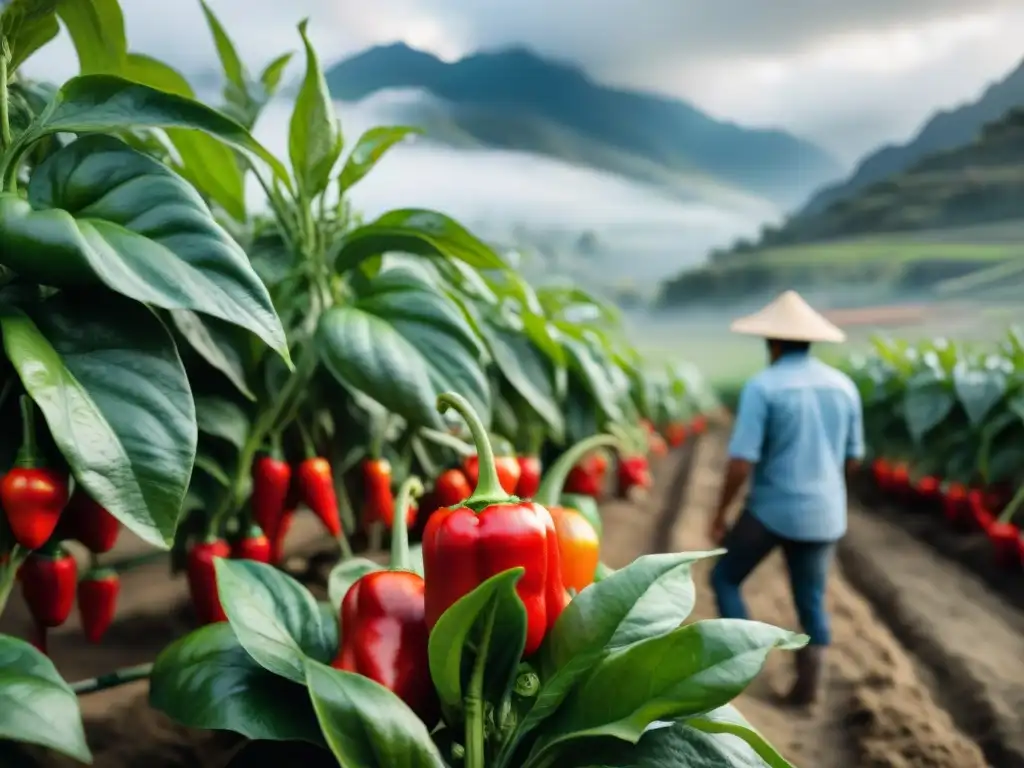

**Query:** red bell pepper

left=942, top=482, right=969, bottom=528
left=871, top=459, right=892, bottom=492
left=251, top=453, right=292, bottom=544
left=564, top=455, right=603, bottom=498
left=65, top=491, right=120, bottom=554
left=232, top=524, right=271, bottom=563
left=514, top=456, right=542, bottom=499
left=77, top=568, right=119, bottom=643
left=463, top=452, right=521, bottom=496
left=433, top=468, right=472, bottom=509
left=914, top=475, right=940, bottom=502
left=298, top=457, right=342, bottom=538
left=424, top=393, right=567, bottom=656
left=616, top=454, right=652, bottom=499
left=187, top=538, right=230, bottom=624
left=890, top=463, right=910, bottom=499
left=1, top=397, right=69, bottom=550
left=967, top=490, right=995, bottom=532
left=987, top=485, right=1024, bottom=568
left=665, top=422, right=687, bottom=448
left=334, top=476, right=437, bottom=723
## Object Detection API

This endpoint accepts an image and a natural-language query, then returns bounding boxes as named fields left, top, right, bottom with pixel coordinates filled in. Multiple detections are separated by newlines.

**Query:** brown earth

left=7, top=434, right=1024, bottom=767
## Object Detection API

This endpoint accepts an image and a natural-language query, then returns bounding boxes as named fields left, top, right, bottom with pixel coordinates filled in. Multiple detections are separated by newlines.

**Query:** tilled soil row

left=668, top=433, right=987, bottom=768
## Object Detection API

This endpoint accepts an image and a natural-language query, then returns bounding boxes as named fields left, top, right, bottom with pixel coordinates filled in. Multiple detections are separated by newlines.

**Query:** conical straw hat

left=729, top=290, right=846, bottom=343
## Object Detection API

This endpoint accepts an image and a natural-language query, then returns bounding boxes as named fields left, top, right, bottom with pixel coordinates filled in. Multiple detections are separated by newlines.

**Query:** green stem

left=389, top=476, right=423, bottom=571
left=0, top=545, right=25, bottom=617
left=70, top=663, right=152, bottom=695
left=436, top=393, right=509, bottom=505
left=418, top=427, right=475, bottom=457
left=464, top=602, right=497, bottom=768
left=15, top=395, right=38, bottom=467
left=0, top=49, right=10, bottom=150
left=534, top=434, right=621, bottom=507
left=108, top=550, right=166, bottom=574
left=997, top=484, right=1024, bottom=525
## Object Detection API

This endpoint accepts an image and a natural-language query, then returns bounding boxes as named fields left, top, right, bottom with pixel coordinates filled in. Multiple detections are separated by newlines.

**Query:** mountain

left=324, top=43, right=842, bottom=208
left=798, top=57, right=1024, bottom=218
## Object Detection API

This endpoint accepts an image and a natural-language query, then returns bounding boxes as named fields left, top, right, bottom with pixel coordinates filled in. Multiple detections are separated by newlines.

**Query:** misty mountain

left=324, top=43, right=842, bottom=208
left=798, top=56, right=1024, bottom=218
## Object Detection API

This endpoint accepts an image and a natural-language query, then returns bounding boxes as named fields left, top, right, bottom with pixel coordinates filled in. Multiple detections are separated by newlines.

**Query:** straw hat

left=729, top=290, right=846, bottom=343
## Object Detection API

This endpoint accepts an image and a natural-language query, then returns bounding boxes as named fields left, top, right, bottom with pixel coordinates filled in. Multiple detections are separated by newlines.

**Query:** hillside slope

left=325, top=43, right=841, bottom=207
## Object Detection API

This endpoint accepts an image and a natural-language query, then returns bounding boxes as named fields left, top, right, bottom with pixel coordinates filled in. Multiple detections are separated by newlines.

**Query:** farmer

left=708, top=290, right=864, bottom=707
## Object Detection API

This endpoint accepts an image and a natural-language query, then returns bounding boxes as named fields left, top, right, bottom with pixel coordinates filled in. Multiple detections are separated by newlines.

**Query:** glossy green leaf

left=533, top=620, right=805, bottom=757
left=903, top=374, right=955, bottom=442
left=333, top=209, right=508, bottom=272
left=428, top=568, right=527, bottom=711
left=686, top=705, right=794, bottom=767
left=339, top=126, right=420, bottom=191
left=260, top=52, right=294, bottom=93
left=0, top=633, right=91, bottom=762
left=305, top=658, right=446, bottom=768
left=318, top=267, right=490, bottom=429
left=56, top=0, right=125, bottom=73
left=195, top=396, right=249, bottom=449
left=215, top=559, right=335, bottom=684
left=288, top=19, right=342, bottom=198
left=149, top=622, right=323, bottom=744
left=170, top=310, right=255, bottom=400
left=1, top=294, right=195, bottom=548
left=2, top=0, right=60, bottom=72
left=563, top=336, right=625, bottom=424
left=0, top=134, right=288, bottom=362
left=327, top=557, right=382, bottom=611
left=29, top=74, right=288, bottom=181
left=198, top=0, right=247, bottom=92
left=952, top=363, right=1007, bottom=427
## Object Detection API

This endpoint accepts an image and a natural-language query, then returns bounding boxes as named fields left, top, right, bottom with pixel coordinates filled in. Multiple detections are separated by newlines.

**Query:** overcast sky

left=22, top=0, right=1024, bottom=165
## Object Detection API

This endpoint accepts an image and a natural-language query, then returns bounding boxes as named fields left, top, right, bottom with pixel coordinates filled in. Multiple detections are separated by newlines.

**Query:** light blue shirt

left=728, top=351, right=864, bottom=542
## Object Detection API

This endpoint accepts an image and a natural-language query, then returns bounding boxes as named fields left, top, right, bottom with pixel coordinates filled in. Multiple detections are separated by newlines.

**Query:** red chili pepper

left=665, top=422, right=687, bottom=448
left=616, top=455, right=652, bottom=499
left=298, top=457, right=342, bottom=537
left=515, top=456, right=542, bottom=498
left=77, top=568, right=120, bottom=643
left=433, top=468, right=472, bottom=509
left=361, top=458, right=413, bottom=529
left=20, top=543, right=77, bottom=629
left=187, top=538, right=229, bottom=624
left=334, top=477, right=438, bottom=723
left=251, top=455, right=292, bottom=544
left=232, top=524, right=271, bottom=563
left=270, top=509, right=296, bottom=564
left=424, top=394, right=566, bottom=656
left=463, top=453, right=521, bottom=496
left=65, top=491, right=120, bottom=554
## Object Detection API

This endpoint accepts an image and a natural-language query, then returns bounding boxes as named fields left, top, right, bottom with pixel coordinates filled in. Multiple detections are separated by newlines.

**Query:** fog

left=243, top=90, right=779, bottom=282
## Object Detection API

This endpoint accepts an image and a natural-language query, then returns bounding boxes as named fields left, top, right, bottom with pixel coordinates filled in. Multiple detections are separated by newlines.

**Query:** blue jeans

left=710, top=511, right=835, bottom=645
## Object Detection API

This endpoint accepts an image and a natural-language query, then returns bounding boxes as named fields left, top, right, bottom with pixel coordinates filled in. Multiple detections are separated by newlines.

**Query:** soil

left=7, top=433, right=1024, bottom=767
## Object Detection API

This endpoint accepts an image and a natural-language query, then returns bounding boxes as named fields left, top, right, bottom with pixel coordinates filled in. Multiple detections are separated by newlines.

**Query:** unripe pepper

left=334, top=477, right=438, bottom=723
left=78, top=568, right=120, bottom=643
left=515, top=456, right=542, bottom=499
left=65, top=491, right=120, bottom=554
left=297, top=457, right=342, bottom=537
left=232, top=524, right=271, bottom=563
left=424, top=393, right=567, bottom=656
left=251, top=454, right=292, bottom=543
left=463, top=452, right=521, bottom=496
left=534, top=434, right=619, bottom=595
left=1, top=397, right=69, bottom=550
left=21, top=543, right=77, bottom=629
left=187, top=538, right=230, bottom=624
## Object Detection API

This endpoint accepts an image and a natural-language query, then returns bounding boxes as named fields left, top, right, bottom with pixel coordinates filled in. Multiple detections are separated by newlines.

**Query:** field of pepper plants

left=846, top=330, right=1024, bottom=569
left=0, top=1, right=813, bottom=767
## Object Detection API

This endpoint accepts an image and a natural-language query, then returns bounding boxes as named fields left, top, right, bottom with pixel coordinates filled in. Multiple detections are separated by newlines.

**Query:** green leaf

left=149, top=622, right=323, bottom=744
left=215, top=559, right=335, bottom=684
left=427, top=568, right=527, bottom=711
left=0, top=134, right=289, bottom=363
left=903, top=373, right=955, bottom=442
left=339, top=126, right=420, bottom=192
left=563, top=336, right=624, bottom=424
left=56, top=0, right=125, bottom=73
left=1, top=294, right=195, bottom=549
left=198, top=0, right=247, bottom=93
left=288, top=19, right=342, bottom=198
left=304, top=658, right=446, bottom=768
left=260, top=52, right=294, bottom=93
left=686, top=705, right=794, bottom=767
left=533, top=620, right=805, bottom=757
left=170, top=310, right=255, bottom=400
left=318, top=267, right=490, bottom=429
left=29, top=74, right=288, bottom=182
left=332, top=209, right=508, bottom=272
left=952, top=363, right=1008, bottom=427
left=195, top=396, right=249, bottom=449
left=327, top=557, right=382, bottom=611
left=0, top=633, right=91, bottom=762
left=2, top=0, right=60, bottom=72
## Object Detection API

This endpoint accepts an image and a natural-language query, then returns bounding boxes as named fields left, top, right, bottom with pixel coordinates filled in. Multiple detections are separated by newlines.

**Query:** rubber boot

left=783, top=646, right=825, bottom=706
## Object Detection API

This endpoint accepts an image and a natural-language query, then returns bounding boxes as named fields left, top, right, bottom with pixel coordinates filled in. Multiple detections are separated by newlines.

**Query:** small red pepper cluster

left=870, top=457, right=1024, bottom=568
left=564, top=451, right=609, bottom=498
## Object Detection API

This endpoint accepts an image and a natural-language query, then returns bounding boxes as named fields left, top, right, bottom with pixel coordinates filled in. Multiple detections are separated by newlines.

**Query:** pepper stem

left=997, top=484, right=1024, bottom=526
left=70, top=662, right=153, bottom=695
left=534, top=434, right=621, bottom=507
left=436, top=392, right=509, bottom=506
left=389, top=476, right=423, bottom=572
left=15, top=395, right=39, bottom=468
left=464, top=601, right=496, bottom=768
